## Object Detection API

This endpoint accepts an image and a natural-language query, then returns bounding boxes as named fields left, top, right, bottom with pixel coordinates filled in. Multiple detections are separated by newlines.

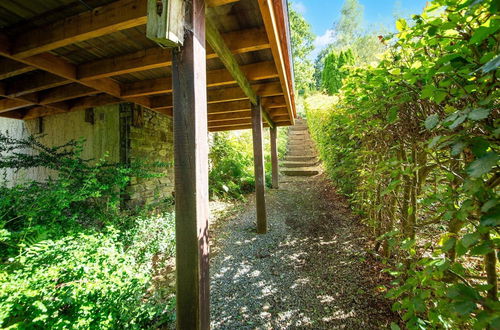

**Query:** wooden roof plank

left=122, top=60, right=277, bottom=97
left=12, top=0, right=149, bottom=58
left=4, top=71, right=70, bottom=97
left=0, top=58, right=36, bottom=80
left=257, top=0, right=295, bottom=125
left=77, top=27, right=270, bottom=81
left=38, top=83, right=97, bottom=104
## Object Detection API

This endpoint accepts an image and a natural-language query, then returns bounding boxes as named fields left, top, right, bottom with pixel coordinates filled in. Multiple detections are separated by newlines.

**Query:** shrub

left=0, top=230, right=173, bottom=329
left=0, top=133, right=161, bottom=259
left=209, top=129, right=288, bottom=200
left=0, top=134, right=175, bottom=328
left=306, top=0, right=499, bottom=328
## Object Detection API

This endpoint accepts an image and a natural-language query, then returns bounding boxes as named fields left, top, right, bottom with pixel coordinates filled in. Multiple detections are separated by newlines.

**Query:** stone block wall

left=120, top=104, right=175, bottom=207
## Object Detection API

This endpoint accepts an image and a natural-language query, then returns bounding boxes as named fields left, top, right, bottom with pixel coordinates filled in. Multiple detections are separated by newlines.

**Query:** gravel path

left=209, top=174, right=397, bottom=329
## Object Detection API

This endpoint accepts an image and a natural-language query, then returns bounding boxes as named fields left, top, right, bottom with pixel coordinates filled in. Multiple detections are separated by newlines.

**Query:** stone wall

left=120, top=104, right=175, bottom=207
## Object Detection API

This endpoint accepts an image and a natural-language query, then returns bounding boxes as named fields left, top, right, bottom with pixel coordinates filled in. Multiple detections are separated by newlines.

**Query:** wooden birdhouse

left=146, top=0, right=185, bottom=47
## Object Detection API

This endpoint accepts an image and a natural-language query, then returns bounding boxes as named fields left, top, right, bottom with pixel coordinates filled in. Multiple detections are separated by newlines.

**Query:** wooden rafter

left=22, top=94, right=121, bottom=120
left=12, top=0, right=149, bottom=58
left=206, top=17, right=274, bottom=128
left=149, top=81, right=283, bottom=110
left=122, top=61, right=277, bottom=97
left=258, top=0, right=295, bottom=124
left=4, top=71, right=70, bottom=98
left=0, top=58, right=35, bottom=80
left=77, top=27, right=269, bottom=80
left=38, top=84, right=97, bottom=105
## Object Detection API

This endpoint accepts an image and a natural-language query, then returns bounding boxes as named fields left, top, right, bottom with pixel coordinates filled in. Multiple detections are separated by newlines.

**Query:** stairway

left=282, top=118, right=320, bottom=177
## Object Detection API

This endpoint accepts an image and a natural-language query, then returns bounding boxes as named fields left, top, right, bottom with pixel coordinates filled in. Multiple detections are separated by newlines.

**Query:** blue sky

left=291, top=0, right=429, bottom=58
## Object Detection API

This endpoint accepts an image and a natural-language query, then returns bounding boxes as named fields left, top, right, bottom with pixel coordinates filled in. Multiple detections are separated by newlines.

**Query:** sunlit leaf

left=468, top=108, right=490, bottom=121
left=466, top=152, right=498, bottom=178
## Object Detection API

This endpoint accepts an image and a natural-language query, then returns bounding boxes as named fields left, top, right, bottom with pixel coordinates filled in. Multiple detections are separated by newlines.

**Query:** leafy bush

left=0, top=134, right=175, bottom=328
left=321, top=49, right=355, bottom=94
left=0, top=133, right=161, bottom=259
left=307, top=0, right=499, bottom=328
left=209, top=129, right=288, bottom=199
left=0, top=230, right=173, bottom=329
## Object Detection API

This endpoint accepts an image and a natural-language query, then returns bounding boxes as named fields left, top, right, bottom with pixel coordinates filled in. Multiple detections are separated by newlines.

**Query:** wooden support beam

left=22, top=94, right=121, bottom=120
left=270, top=126, right=279, bottom=189
left=122, top=61, right=277, bottom=97
left=258, top=0, right=295, bottom=124
left=262, top=95, right=287, bottom=109
left=78, top=47, right=172, bottom=81
left=209, top=118, right=250, bottom=126
left=5, top=71, right=70, bottom=97
left=38, top=84, right=97, bottom=104
left=206, top=0, right=238, bottom=6
left=77, top=28, right=269, bottom=80
left=206, top=17, right=274, bottom=128
left=207, top=100, right=250, bottom=114
left=149, top=82, right=283, bottom=110
left=208, top=82, right=283, bottom=104
left=251, top=99, right=267, bottom=234
left=0, top=58, right=35, bottom=80
left=0, top=41, right=153, bottom=111
left=208, top=110, right=250, bottom=122
left=172, top=0, right=210, bottom=328
left=0, top=98, right=32, bottom=113
left=12, top=0, right=148, bottom=58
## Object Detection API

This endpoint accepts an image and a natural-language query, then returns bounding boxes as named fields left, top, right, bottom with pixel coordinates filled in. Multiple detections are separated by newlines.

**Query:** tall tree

left=321, top=49, right=354, bottom=94
left=313, top=0, right=386, bottom=88
left=333, top=0, right=363, bottom=49
left=288, top=2, right=315, bottom=93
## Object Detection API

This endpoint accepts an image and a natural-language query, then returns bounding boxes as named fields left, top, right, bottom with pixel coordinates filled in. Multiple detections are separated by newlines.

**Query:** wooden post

left=252, top=99, right=267, bottom=234
left=270, top=126, right=279, bottom=189
left=172, top=0, right=209, bottom=328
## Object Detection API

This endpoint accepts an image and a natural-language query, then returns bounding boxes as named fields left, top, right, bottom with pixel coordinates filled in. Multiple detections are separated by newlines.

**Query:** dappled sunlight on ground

left=209, top=175, right=396, bottom=329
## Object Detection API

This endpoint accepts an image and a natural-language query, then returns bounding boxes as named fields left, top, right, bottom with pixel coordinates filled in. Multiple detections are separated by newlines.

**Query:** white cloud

left=314, top=29, right=336, bottom=48
left=292, top=1, right=307, bottom=14
left=309, top=29, right=336, bottom=60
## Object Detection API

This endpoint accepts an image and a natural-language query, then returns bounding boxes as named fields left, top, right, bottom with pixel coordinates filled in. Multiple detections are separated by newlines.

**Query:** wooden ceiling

left=0, top=0, right=296, bottom=131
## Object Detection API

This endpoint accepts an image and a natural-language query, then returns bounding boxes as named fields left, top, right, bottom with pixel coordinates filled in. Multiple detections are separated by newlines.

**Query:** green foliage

left=321, top=49, right=355, bottom=94
left=0, top=134, right=163, bottom=259
left=209, top=129, right=288, bottom=200
left=289, top=2, right=316, bottom=93
left=0, top=134, right=175, bottom=328
left=313, top=0, right=387, bottom=88
left=0, top=230, right=174, bottom=329
left=307, top=0, right=499, bottom=328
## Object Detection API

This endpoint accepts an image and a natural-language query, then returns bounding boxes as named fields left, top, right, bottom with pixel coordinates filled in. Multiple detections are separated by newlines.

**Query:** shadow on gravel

left=209, top=175, right=396, bottom=329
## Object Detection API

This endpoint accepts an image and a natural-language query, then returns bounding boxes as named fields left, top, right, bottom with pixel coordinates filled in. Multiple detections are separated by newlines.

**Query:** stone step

left=288, top=133, right=310, bottom=139
left=284, top=155, right=317, bottom=162
left=288, top=141, right=314, bottom=147
left=282, top=167, right=320, bottom=176
left=281, top=160, right=319, bottom=168
left=288, top=130, right=309, bottom=137
left=288, top=146, right=315, bottom=152
left=287, top=150, right=317, bottom=157
left=290, top=126, right=308, bottom=131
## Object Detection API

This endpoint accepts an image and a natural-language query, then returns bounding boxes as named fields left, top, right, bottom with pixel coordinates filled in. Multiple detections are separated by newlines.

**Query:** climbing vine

left=306, top=0, right=499, bottom=328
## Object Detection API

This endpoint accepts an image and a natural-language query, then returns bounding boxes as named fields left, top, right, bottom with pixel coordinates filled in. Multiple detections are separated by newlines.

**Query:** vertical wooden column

left=270, top=126, right=279, bottom=189
left=172, top=0, right=209, bottom=328
left=252, top=100, right=267, bottom=234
